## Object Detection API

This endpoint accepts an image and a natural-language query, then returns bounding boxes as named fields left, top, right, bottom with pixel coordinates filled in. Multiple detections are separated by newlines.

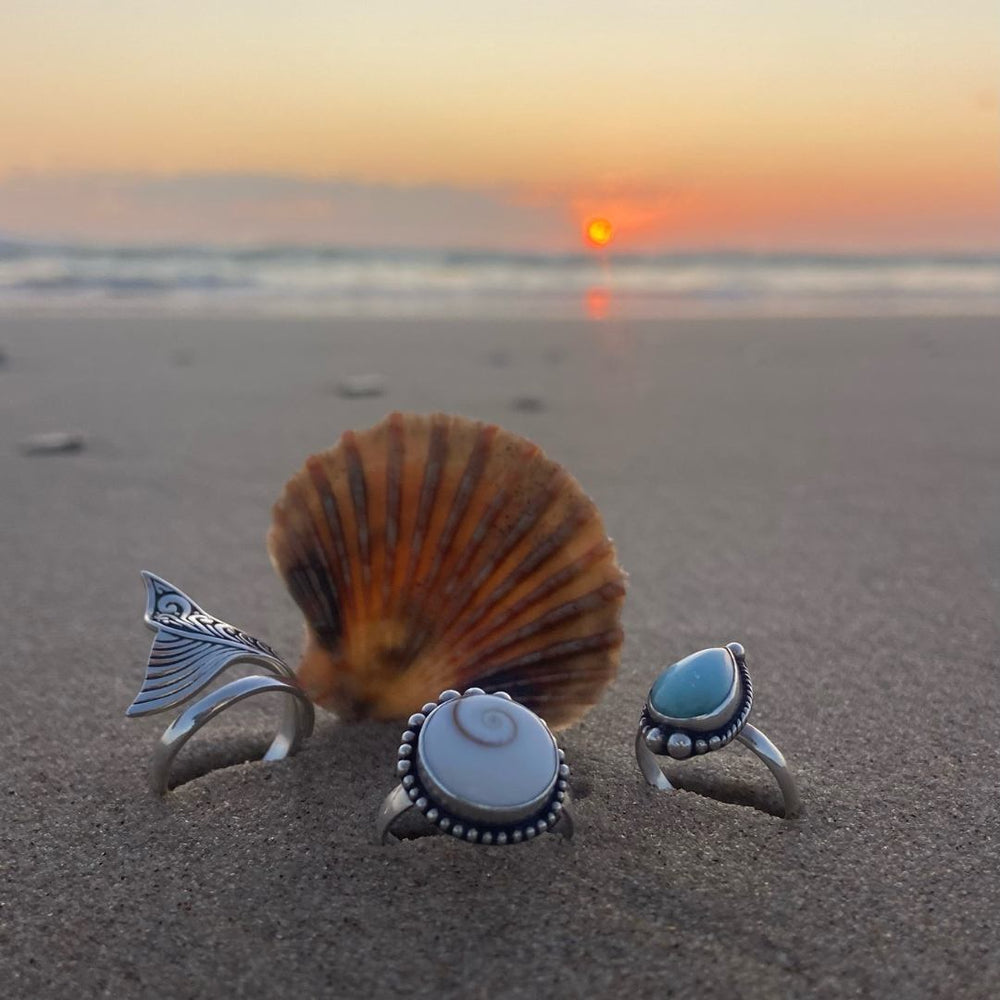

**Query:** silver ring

left=378, top=688, right=574, bottom=845
left=635, top=642, right=801, bottom=819
left=127, top=571, right=315, bottom=794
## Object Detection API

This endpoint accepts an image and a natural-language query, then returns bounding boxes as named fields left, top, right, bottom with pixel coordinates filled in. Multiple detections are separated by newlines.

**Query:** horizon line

left=2, top=234, right=999, bottom=262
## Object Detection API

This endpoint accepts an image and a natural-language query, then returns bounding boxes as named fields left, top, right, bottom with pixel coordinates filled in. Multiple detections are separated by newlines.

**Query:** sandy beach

left=1, top=312, right=998, bottom=998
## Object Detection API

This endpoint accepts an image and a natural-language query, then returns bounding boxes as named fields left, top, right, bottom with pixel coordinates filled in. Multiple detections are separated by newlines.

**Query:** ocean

left=1, top=240, right=998, bottom=318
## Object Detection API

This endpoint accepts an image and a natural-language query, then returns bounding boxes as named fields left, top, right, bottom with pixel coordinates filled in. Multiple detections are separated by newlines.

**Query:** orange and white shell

left=267, top=412, right=625, bottom=729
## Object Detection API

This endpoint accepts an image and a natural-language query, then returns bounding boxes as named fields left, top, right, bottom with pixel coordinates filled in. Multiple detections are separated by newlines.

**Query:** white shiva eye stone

left=416, top=693, right=560, bottom=826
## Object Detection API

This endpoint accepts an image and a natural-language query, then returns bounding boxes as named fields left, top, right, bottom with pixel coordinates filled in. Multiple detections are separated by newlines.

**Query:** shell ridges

left=267, top=412, right=625, bottom=729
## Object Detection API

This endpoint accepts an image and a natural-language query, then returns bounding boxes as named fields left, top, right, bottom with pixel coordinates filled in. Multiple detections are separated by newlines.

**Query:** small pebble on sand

left=510, top=396, right=547, bottom=413
left=486, top=349, right=512, bottom=368
left=170, top=348, right=196, bottom=367
left=19, top=431, right=87, bottom=456
left=336, top=374, right=387, bottom=398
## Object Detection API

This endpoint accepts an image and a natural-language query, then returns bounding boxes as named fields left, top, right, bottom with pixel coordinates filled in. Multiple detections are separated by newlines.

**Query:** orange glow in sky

left=0, top=2, right=997, bottom=250
left=586, top=218, right=614, bottom=248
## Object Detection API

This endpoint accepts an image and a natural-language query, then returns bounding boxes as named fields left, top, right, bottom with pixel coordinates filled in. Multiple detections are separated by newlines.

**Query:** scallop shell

left=267, top=412, right=625, bottom=729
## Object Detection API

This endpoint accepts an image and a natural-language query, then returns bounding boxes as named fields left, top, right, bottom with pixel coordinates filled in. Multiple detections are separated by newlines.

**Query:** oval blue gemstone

left=649, top=647, right=736, bottom=719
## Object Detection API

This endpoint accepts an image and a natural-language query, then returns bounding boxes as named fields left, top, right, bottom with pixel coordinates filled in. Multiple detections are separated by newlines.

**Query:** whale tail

left=126, top=571, right=291, bottom=717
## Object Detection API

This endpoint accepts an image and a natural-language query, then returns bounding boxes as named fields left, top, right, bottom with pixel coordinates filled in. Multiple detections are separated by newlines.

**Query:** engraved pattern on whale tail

left=267, top=412, right=626, bottom=729
left=127, top=571, right=290, bottom=717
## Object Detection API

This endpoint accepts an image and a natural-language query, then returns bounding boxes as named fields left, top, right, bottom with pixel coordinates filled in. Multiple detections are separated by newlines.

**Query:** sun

left=585, top=217, right=614, bottom=248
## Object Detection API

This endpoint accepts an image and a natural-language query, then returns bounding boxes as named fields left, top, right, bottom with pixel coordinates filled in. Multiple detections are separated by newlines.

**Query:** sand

left=1, top=313, right=998, bottom=998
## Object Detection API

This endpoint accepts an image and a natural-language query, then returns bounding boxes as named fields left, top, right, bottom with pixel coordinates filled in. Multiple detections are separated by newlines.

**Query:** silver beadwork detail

left=378, top=689, right=573, bottom=845
left=666, top=732, right=693, bottom=759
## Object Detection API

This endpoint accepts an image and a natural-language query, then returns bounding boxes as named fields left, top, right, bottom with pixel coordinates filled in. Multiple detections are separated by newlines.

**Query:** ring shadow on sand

left=158, top=712, right=400, bottom=796
left=159, top=709, right=792, bottom=824
left=651, top=747, right=792, bottom=819
left=163, top=732, right=284, bottom=790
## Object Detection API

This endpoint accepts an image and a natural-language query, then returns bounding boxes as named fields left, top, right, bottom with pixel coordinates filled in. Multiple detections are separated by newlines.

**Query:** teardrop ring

left=635, top=642, right=801, bottom=819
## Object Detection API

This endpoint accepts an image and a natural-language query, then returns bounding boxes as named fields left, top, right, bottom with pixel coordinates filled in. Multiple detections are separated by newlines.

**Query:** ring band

left=378, top=688, right=574, bottom=845
left=128, top=571, right=315, bottom=794
left=636, top=642, right=801, bottom=819
left=150, top=674, right=313, bottom=795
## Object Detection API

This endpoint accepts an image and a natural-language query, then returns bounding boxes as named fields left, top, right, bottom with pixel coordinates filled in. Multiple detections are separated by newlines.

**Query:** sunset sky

left=2, top=1, right=997, bottom=251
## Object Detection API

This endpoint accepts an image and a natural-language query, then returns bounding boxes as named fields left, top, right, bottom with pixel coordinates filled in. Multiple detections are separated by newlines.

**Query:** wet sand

left=1, top=313, right=998, bottom=998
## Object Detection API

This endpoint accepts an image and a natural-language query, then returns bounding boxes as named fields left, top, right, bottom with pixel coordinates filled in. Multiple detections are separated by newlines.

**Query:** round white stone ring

left=635, top=642, right=801, bottom=819
left=377, top=689, right=574, bottom=845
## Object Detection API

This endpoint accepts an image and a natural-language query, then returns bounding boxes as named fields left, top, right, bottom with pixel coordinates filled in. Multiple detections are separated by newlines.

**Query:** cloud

left=0, top=171, right=574, bottom=249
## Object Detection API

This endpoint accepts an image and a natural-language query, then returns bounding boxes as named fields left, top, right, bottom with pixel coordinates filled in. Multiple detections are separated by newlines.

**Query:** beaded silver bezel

left=394, top=688, right=571, bottom=845
left=638, top=644, right=754, bottom=760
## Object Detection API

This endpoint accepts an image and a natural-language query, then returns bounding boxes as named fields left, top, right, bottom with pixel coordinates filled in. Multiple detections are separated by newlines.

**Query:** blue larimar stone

left=649, top=647, right=736, bottom=719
